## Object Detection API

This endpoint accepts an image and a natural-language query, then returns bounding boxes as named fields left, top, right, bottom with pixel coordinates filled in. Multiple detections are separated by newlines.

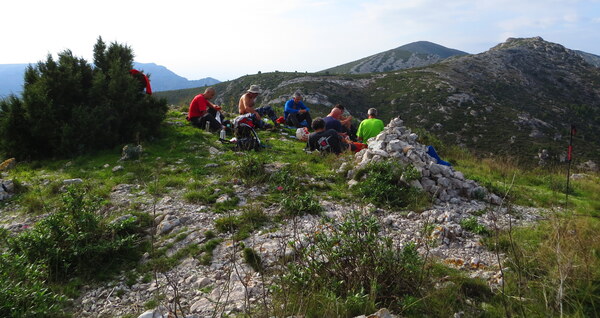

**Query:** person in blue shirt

left=284, top=92, right=312, bottom=128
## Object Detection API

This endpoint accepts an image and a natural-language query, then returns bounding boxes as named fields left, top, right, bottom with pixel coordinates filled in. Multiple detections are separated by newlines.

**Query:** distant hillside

left=159, top=37, right=600, bottom=162
left=133, top=62, right=220, bottom=91
left=0, top=62, right=219, bottom=98
left=321, top=41, right=468, bottom=74
left=575, top=50, right=600, bottom=67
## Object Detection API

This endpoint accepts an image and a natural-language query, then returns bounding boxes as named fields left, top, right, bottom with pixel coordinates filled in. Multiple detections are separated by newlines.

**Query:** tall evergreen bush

left=0, top=37, right=167, bottom=159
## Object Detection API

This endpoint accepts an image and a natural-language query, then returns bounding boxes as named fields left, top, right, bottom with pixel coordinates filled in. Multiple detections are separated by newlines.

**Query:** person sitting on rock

left=284, top=92, right=312, bottom=128
left=357, top=108, right=385, bottom=142
left=238, top=84, right=279, bottom=129
left=187, top=87, right=225, bottom=132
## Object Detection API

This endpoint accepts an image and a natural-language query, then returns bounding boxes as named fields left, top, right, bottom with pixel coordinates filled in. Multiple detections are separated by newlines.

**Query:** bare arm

left=240, top=94, right=261, bottom=119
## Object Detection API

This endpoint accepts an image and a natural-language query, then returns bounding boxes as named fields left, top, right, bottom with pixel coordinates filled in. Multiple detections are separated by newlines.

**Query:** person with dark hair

left=284, top=92, right=312, bottom=128
left=307, top=118, right=348, bottom=155
left=187, top=87, right=225, bottom=132
left=357, top=108, right=385, bottom=142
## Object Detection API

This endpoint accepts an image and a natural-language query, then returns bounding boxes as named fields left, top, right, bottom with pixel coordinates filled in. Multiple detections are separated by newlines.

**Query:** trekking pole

left=565, top=124, right=576, bottom=211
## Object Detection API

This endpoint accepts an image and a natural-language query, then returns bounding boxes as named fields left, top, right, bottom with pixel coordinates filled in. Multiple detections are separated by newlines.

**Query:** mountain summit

left=321, top=41, right=468, bottom=74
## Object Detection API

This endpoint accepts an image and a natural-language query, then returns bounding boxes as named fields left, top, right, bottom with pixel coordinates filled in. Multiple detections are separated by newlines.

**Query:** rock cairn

left=350, top=117, right=502, bottom=205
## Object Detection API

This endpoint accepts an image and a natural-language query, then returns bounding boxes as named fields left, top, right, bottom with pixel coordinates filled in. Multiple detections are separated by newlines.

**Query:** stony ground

left=61, top=181, right=544, bottom=318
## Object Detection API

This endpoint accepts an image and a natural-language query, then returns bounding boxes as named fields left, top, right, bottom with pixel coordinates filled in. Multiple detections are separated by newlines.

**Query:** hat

left=247, top=85, right=262, bottom=94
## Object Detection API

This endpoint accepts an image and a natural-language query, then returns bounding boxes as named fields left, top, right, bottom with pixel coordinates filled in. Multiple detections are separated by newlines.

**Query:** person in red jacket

left=187, top=87, right=224, bottom=132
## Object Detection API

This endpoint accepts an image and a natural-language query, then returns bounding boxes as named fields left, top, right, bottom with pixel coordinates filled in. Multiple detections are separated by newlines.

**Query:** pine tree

left=0, top=37, right=167, bottom=159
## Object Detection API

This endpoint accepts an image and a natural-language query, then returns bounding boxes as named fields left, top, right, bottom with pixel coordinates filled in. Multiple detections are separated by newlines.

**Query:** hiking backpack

left=233, top=115, right=261, bottom=151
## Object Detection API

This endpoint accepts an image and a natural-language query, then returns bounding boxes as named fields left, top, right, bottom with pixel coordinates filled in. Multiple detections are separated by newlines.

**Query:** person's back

left=357, top=108, right=385, bottom=142
left=307, top=129, right=345, bottom=154
left=323, top=116, right=342, bottom=132
left=357, top=118, right=384, bottom=141
left=307, top=117, right=347, bottom=154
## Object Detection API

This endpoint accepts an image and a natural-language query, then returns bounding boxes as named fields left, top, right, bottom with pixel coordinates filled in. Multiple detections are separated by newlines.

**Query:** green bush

left=0, top=37, right=167, bottom=159
left=274, top=210, right=424, bottom=316
left=9, top=186, right=145, bottom=281
left=235, top=154, right=267, bottom=183
left=0, top=254, right=65, bottom=317
left=459, top=216, right=491, bottom=236
left=243, top=247, right=263, bottom=272
left=354, top=161, right=425, bottom=208
left=281, top=191, right=322, bottom=216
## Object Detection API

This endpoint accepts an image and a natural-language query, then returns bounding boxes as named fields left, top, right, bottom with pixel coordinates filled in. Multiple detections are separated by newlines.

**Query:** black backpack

left=233, top=115, right=261, bottom=151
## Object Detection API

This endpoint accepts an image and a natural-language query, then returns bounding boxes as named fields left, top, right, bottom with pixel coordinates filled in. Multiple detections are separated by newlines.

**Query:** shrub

left=243, top=247, right=263, bottom=272
left=235, top=153, right=267, bottom=183
left=274, top=210, right=424, bottom=316
left=459, top=216, right=491, bottom=236
left=0, top=37, right=167, bottom=159
left=9, top=186, right=145, bottom=281
left=354, top=161, right=424, bottom=208
left=0, top=254, right=65, bottom=317
left=281, top=191, right=322, bottom=216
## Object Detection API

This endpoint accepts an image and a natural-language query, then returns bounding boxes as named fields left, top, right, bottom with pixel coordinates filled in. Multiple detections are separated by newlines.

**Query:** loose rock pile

left=350, top=117, right=502, bottom=205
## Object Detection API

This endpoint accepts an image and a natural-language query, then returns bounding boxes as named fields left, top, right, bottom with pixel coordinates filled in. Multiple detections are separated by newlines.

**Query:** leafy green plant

left=9, top=186, right=145, bottom=281
left=281, top=191, right=322, bottom=216
left=459, top=216, right=491, bottom=236
left=274, top=210, right=425, bottom=316
left=243, top=247, right=263, bottom=272
left=354, top=161, right=426, bottom=209
left=0, top=254, right=65, bottom=317
left=235, top=153, right=268, bottom=183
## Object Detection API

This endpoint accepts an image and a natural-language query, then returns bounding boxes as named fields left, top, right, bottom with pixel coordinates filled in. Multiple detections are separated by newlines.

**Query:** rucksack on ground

left=233, top=114, right=261, bottom=151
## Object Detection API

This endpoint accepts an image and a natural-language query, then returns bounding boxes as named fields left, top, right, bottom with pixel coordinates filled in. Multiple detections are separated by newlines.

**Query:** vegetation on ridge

left=0, top=37, right=167, bottom=159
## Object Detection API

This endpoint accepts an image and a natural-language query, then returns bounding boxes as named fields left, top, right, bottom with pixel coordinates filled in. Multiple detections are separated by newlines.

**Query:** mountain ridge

left=321, top=40, right=469, bottom=74
left=157, top=37, right=600, bottom=162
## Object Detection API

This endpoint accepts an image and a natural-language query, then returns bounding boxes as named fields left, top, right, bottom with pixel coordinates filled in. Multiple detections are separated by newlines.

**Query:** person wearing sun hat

left=238, top=84, right=278, bottom=128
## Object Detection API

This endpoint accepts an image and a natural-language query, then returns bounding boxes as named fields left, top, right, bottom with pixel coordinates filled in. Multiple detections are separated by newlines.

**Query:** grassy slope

left=3, top=109, right=599, bottom=316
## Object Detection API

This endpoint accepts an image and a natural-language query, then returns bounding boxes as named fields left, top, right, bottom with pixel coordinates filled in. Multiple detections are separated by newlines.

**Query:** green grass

left=446, top=146, right=600, bottom=216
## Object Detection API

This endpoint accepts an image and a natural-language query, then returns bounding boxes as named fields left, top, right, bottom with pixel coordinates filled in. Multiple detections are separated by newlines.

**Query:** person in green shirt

left=357, top=108, right=385, bottom=142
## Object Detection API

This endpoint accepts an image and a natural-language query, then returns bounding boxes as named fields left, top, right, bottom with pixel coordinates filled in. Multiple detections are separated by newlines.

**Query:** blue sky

left=2, top=0, right=600, bottom=81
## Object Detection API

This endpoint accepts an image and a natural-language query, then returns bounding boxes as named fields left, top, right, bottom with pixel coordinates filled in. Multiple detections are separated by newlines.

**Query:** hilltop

left=321, top=41, right=468, bottom=74
left=0, top=107, right=598, bottom=317
left=157, top=37, right=600, bottom=163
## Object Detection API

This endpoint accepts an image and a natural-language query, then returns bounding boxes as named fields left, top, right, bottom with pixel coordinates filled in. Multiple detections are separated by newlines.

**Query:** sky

left=2, top=0, right=600, bottom=81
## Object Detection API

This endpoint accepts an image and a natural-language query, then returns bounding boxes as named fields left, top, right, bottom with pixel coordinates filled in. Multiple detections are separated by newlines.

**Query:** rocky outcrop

left=0, top=179, right=15, bottom=201
left=349, top=117, right=502, bottom=205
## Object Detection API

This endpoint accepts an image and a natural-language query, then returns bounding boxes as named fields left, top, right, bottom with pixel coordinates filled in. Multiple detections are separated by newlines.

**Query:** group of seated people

left=186, top=84, right=386, bottom=155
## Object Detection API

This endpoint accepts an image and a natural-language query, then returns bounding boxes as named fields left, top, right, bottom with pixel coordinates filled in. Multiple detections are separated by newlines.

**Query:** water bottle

left=219, top=128, right=226, bottom=139
left=205, top=121, right=211, bottom=131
